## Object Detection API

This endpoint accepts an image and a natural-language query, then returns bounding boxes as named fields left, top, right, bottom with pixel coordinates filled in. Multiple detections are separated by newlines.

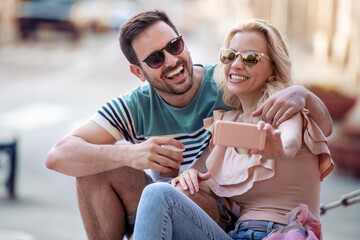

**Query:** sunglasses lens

left=242, top=52, right=259, bottom=67
left=144, top=51, right=165, bottom=69
left=220, top=49, right=263, bottom=67
left=167, top=37, right=184, bottom=55
left=143, top=36, right=184, bottom=69
left=220, top=49, right=236, bottom=64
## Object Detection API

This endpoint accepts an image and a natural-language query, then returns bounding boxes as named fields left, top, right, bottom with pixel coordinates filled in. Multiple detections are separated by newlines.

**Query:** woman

left=133, top=19, right=334, bottom=240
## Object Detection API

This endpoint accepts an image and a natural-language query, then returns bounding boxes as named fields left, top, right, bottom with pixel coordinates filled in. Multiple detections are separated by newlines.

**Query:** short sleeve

left=301, top=109, right=334, bottom=180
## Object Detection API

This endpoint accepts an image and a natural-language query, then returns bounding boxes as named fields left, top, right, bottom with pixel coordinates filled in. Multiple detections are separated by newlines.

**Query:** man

left=46, top=10, right=332, bottom=240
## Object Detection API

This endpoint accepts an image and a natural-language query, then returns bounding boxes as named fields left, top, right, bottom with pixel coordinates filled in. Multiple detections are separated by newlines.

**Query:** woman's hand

left=250, top=121, right=284, bottom=159
left=171, top=169, right=211, bottom=195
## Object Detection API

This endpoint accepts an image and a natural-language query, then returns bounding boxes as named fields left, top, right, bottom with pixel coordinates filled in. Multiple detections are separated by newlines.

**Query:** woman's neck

left=239, top=95, right=257, bottom=116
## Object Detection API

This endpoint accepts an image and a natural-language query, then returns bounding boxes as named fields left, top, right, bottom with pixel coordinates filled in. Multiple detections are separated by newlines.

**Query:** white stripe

left=115, top=98, right=145, bottom=142
left=100, top=98, right=144, bottom=142
left=157, top=126, right=208, bottom=139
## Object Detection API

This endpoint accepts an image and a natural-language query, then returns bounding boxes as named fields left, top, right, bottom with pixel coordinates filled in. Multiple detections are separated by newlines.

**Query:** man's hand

left=127, top=137, right=184, bottom=173
left=171, top=169, right=211, bottom=195
left=252, top=85, right=333, bottom=136
left=252, top=85, right=306, bottom=127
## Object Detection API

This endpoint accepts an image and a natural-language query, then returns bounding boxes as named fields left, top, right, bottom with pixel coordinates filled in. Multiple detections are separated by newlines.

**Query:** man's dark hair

left=119, top=10, right=179, bottom=65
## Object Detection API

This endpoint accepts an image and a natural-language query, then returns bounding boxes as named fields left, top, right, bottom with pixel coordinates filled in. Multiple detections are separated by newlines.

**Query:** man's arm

left=252, top=85, right=333, bottom=137
left=46, top=120, right=184, bottom=177
left=304, top=88, right=333, bottom=137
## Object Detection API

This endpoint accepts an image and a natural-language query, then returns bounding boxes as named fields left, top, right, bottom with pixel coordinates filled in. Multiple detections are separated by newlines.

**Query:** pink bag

left=263, top=204, right=322, bottom=240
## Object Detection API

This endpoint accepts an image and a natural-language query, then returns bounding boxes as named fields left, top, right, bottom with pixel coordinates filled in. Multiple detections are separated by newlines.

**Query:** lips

left=229, top=74, right=249, bottom=83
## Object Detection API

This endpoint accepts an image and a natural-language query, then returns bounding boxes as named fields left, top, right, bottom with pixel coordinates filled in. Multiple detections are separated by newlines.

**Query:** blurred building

left=1, top=0, right=360, bottom=91
left=172, top=0, right=360, bottom=92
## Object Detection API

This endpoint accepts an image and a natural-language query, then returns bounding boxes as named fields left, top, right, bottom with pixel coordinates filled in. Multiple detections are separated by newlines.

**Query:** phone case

left=213, top=120, right=266, bottom=150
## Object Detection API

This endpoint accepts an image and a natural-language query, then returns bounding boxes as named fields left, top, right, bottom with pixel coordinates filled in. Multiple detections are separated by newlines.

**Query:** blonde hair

left=214, top=19, right=293, bottom=123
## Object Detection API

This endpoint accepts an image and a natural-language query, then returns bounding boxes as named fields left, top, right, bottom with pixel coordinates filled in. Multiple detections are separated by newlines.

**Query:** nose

left=163, top=50, right=178, bottom=67
left=232, top=55, right=245, bottom=69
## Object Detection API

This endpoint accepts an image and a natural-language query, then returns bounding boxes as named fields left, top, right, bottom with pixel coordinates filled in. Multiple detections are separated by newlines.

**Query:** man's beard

left=144, top=59, right=194, bottom=95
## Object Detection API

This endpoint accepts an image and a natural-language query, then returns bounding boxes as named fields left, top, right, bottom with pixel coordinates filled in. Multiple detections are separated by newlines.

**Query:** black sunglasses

left=219, top=48, right=271, bottom=68
left=139, top=35, right=184, bottom=69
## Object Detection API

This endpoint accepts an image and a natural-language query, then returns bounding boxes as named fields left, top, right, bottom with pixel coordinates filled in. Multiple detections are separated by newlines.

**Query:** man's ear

left=130, top=64, right=146, bottom=82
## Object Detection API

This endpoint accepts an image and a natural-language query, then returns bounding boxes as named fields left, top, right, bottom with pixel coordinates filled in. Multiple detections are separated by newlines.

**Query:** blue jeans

left=228, top=220, right=285, bottom=240
left=133, top=182, right=233, bottom=240
left=133, top=183, right=281, bottom=240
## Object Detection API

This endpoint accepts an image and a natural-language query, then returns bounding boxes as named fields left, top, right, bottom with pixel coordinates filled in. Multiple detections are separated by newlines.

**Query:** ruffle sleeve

left=301, top=109, right=334, bottom=181
left=204, top=110, right=276, bottom=197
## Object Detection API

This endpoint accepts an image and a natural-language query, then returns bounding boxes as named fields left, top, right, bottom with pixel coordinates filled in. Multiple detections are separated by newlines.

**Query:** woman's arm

left=277, top=112, right=303, bottom=159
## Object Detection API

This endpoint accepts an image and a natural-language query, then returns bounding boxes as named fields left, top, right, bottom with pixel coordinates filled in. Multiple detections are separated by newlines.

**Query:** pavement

left=0, top=26, right=359, bottom=240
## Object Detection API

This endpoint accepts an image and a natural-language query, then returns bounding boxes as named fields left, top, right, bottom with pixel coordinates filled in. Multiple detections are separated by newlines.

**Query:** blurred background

left=0, top=0, right=359, bottom=239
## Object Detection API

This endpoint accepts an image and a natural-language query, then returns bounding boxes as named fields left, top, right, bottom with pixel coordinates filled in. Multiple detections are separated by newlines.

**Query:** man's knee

left=76, top=174, right=99, bottom=193
left=76, top=170, right=110, bottom=192
left=76, top=167, right=145, bottom=190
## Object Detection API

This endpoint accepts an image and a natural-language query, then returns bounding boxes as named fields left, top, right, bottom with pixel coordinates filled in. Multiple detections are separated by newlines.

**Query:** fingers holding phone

left=251, top=121, right=284, bottom=158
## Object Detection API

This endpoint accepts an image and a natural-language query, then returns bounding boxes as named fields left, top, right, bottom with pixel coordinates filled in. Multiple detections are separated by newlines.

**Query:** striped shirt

left=91, top=64, right=230, bottom=181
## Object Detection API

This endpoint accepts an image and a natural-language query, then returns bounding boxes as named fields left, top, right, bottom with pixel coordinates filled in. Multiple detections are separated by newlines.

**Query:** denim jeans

left=228, top=220, right=285, bottom=240
left=133, top=182, right=233, bottom=240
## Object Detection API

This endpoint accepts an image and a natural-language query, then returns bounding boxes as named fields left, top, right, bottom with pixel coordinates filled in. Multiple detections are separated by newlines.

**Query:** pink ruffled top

left=204, top=109, right=334, bottom=224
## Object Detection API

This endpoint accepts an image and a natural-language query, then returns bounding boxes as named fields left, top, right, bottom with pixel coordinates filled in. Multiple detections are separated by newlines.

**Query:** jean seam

left=160, top=207, right=170, bottom=240
left=173, top=205, right=216, bottom=240
left=165, top=193, right=216, bottom=240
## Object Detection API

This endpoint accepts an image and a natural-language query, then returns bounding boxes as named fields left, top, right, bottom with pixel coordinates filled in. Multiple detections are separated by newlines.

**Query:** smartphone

left=213, top=120, right=266, bottom=150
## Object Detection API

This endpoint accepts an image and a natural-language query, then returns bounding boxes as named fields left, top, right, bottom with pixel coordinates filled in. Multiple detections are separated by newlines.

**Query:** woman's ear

left=130, top=64, right=146, bottom=82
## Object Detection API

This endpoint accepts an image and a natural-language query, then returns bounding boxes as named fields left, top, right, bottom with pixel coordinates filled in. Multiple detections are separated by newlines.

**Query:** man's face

left=132, top=21, right=193, bottom=97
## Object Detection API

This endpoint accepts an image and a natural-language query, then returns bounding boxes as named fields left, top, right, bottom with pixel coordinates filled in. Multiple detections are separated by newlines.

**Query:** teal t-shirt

left=92, top=64, right=230, bottom=181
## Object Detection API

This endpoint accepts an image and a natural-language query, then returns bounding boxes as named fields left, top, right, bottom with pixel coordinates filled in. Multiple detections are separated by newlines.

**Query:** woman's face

left=224, top=31, right=273, bottom=101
